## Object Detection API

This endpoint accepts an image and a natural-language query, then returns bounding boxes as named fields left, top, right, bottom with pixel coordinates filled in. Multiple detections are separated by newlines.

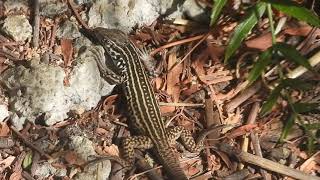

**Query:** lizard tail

left=156, top=144, right=189, bottom=180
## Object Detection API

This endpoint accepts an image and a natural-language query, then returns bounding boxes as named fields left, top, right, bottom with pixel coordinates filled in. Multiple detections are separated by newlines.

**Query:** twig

left=150, top=34, right=205, bottom=56
left=0, top=41, right=23, bottom=46
left=225, top=81, right=262, bottom=112
left=10, top=126, right=52, bottom=159
left=67, top=0, right=89, bottom=29
left=287, top=50, right=320, bottom=79
left=204, top=97, right=221, bottom=145
left=49, top=20, right=58, bottom=49
left=167, top=32, right=210, bottom=73
left=129, top=153, right=164, bottom=180
left=32, top=0, right=40, bottom=48
left=219, top=144, right=320, bottom=180
left=22, top=171, right=36, bottom=180
left=239, top=102, right=260, bottom=169
left=250, top=132, right=271, bottom=180
left=159, top=102, right=204, bottom=107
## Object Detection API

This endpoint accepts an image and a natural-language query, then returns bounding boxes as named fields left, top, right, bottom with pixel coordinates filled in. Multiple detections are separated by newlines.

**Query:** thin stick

left=32, top=0, right=40, bottom=48
left=219, top=144, right=320, bottom=180
left=150, top=34, right=205, bottom=56
left=67, top=0, right=89, bottom=29
left=159, top=102, right=204, bottom=107
left=167, top=32, right=210, bottom=73
left=10, top=126, right=52, bottom=159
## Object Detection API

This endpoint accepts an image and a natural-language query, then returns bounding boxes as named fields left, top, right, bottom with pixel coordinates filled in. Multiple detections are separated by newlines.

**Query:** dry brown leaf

left=64, top=151, right=85, bottom=166
left=245, top=33, right=273, bottom=50
left=102, top=94, right=118, bottom=111
left=182, top=84, right=200, bottom=97
left=167, top=52, right=182, bottom=103
left=226, top=124, right=257, bottom=139
left=160, top=105, right=176, bottom=114
left=283, top=26, right=313, bottom=36
left=154, top=77, right=164, bottom=91
left=206, top=38, right=224, bottom=62
left=96, top=127, right=108, bottom=136
left=245, top=32, right=286, bottom=50
left=300, top=152, right=320, bottom=173
left=134, top=32, right=152, bottom=42
left=191, top=51, right=207, bottom=78
left=103, top=144, right=120, bottom=156
left=9, top=170, right=22, bottom=180
left=0, top=122, right=10, bottom=137
left=61, top=38, right=73, bottom=68
left=0, top=156, right=15, bottom=172
left=185, top=164, right=201, bottom=177
left=51, top=162, right=67, bottom=169
left=0, top=57, right=8, bottom=74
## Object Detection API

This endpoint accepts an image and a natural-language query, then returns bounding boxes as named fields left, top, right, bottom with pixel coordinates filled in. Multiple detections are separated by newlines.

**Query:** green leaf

left=292, top=102, right=319, bottom=113
left=210, top=0, right=228, bottom=26
left=273, top=43, right=312, bottom=71
left=224, top=2, right=267, bottom=63
left=304, top=123, right=320, bottom=130
left=279, top=113, right=296, bottom=142
left=248, top=48, right=272, bottom=84
left=23, top=152, right=33, bottom=169
left=281, top=78, right=312, bottom=91
left=263, top=0, right=320, bottom=27
left=307, top=136, right=315, bottom=154
left=260, top=83, right=283, bottom=115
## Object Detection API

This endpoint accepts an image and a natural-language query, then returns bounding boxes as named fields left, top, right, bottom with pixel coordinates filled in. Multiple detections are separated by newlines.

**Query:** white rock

left=1, top=46, right=115, bottom=129
left=88, top=0, right=161, bottom=33
left=2, top=15, right=32, bottom=42
left=0, top=105, right=9, bottom=122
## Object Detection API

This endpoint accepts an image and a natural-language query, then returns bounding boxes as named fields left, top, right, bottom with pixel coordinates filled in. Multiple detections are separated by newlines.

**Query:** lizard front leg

left=89, top=45, right=124, bottom=84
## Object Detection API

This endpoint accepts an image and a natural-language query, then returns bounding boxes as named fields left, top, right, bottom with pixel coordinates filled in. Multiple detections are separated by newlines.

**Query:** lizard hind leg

left=121, top=136, right=154, bottom=165
left=167, top=126, right=202, bottom=153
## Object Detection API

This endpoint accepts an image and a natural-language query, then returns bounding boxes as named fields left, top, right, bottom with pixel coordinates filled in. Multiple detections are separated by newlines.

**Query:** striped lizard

left=83, top=27, right=202, bottom=180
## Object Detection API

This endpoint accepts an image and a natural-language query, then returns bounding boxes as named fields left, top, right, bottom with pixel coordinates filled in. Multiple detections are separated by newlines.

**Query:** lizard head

left=92, top=27, right=130, bottom=47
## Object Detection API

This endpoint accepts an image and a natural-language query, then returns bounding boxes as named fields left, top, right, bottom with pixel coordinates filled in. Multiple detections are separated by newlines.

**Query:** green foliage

left=285, top=102, right=320, bottom=153
left=248, top=43, right=313, bottom=85
left=273, top=43, right=313, bottom=71
left=247, top=48, right=272, bottom=85
left=23, top=151, right=33, bottom=169
left=224, top=2, right=267, bottom=63
left=263, top=0, right=320, bottom=27
left=260, top=82, right=283, bottom=116
left=209, top=0, right=320, bottom=151
left=304, top=123, right=320, bottom=130
left=292, top=102, right=319, bottom=113
left=260, top=79, right=312, bottom=116
left=210, top=0, right=228, bottom=26
left=281, top=78, right=312, bottom=91
left=279, top=113, right=296, bottom=142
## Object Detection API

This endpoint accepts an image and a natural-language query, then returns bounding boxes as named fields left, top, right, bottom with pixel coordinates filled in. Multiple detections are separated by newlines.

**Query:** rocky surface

left=2, top=15, right=32, bottom=42
left=0, top=46, right=115, bottom=129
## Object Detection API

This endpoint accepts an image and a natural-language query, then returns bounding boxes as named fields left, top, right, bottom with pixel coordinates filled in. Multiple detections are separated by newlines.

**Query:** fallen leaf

left=167, top=52, right=182, bottom=103
left=64, top=151, right=85, bottom=166
left=245, top=32, right=285, bottom=50
left=227, top=124, right=258, bottom=139
left=103, top=144, right=120, bottom=156
left=0, top=156, right=16, bottom=172
left=9, top=170, right=22, bottom=180
left=160, top=105, right=176, bottom=114
left=283, top=26, right=313, bottom=36
left=96, top=128, right=108, bottom=136
left=61, top=38, right=73, bottom=68
left=0, top=122, right=10, bottom=137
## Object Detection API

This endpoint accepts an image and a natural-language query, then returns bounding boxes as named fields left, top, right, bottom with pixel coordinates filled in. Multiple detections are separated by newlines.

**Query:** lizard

left=82, top=27, right=202, bottom=180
